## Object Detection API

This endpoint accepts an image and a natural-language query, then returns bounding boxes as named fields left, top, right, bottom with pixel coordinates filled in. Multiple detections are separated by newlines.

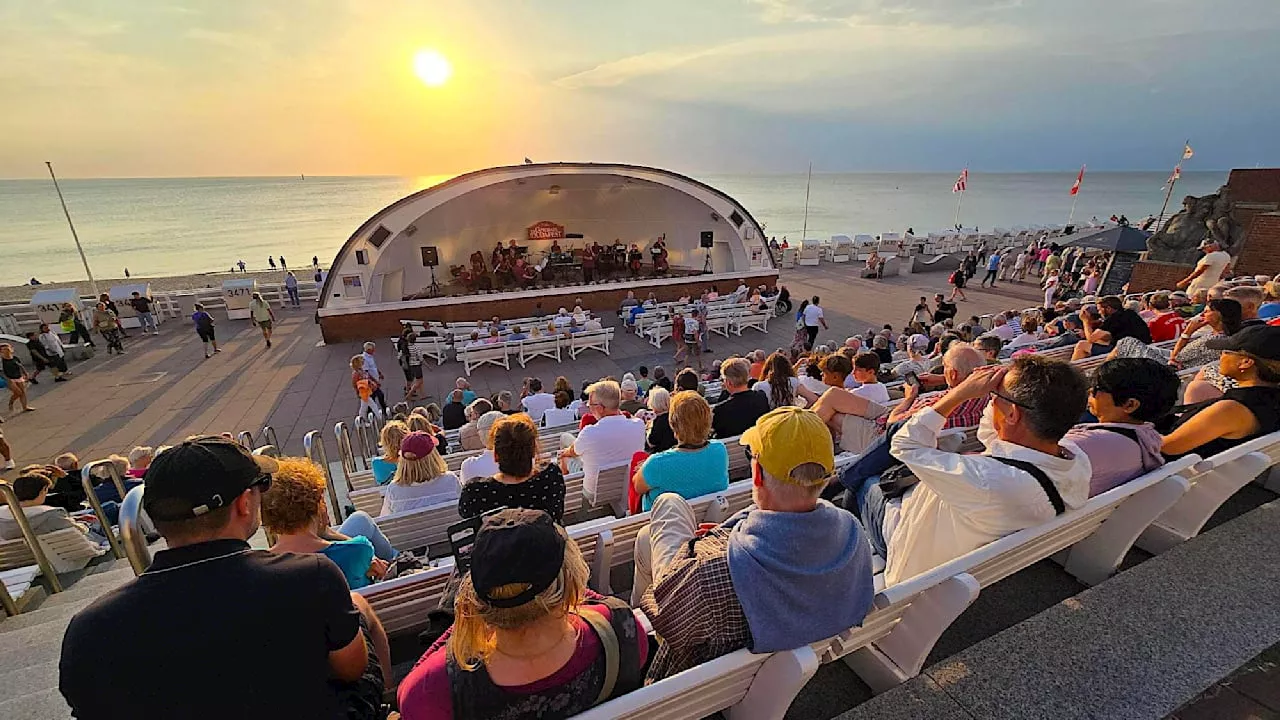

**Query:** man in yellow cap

left=634, top=407, right=875, bottom=682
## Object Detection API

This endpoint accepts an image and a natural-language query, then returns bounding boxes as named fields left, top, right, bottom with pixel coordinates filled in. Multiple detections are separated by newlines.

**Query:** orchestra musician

left=593, top=241, right=610, bottom=276
left=514, top=256, right=537, bottom=286
left=550, top=239, right=562, bottom=256
left=628, top=243, right=643, bottom=276
left=491, top=242, right=505, bottom=269
left=612, top=239, right=627, bottom=271
left=651, top=236, right=670, bottom=275
left=581, top=243, right=596, bottom=283
left=495, top=254, right=514, bottom=287
left=507, top=238, right=523, bottom=259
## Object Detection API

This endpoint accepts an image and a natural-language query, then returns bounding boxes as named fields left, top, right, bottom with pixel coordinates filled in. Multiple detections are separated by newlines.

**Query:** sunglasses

left=989, top=390, right=1035, bottom=410
left=248, top=474, right=273, bottom=493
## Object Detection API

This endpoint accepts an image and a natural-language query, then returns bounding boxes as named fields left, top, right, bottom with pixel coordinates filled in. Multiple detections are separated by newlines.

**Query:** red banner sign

left=527, top=221, right=565, bottom=241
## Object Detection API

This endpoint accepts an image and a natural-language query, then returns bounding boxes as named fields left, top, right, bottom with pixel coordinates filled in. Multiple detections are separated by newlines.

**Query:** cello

left=651, top=237, right=670, bottom=275
left=628, top=243, right=643, bottom=275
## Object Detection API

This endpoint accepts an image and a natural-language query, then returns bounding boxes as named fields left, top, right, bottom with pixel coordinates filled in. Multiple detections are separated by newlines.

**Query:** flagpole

left=1155, top=139, right=1190, bottom=231
left=800, top=162, right=813, bottom=241
left=45, top=161, right=99, bottom=297
left=1068, top=173, right=1082, bottom=227
left=954, top=188, right=964, bottom=229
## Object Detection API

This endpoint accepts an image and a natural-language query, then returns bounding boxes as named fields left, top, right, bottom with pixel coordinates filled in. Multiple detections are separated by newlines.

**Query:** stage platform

left=317, top=268, right=778, bottom=343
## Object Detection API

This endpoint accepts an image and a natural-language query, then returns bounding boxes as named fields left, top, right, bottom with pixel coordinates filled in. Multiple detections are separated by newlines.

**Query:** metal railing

left=304, top=431, right=343, bottom=525
left=260, top=425, right=280, bottom=451
left=236, top=431, right=255, bottom=451
left=78, top=461, right=127, bottom=560
left=118, top=485, right=152, bottom=576
left=333, top=422, right=359, bottom=488
left=0, top=481, right=63, bottom=593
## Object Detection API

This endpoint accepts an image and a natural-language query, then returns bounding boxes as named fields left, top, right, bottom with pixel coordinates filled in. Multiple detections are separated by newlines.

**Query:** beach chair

left=0, top=528, right=108, bottom=576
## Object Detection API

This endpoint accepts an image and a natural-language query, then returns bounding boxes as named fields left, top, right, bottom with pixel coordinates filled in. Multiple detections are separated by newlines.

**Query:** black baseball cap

left=143, top=436, right=279, bottom=522
left=470, top=508, right=565, bottom=608
left=1206, top=325, right=1280, bottom=362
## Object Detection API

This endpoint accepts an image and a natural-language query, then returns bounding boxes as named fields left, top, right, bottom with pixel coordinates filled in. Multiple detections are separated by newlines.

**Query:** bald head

left=943, top=344, right=985, bottom=388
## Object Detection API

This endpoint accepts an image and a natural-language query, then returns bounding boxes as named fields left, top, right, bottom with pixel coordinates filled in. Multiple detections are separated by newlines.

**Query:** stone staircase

left=0, top=559, right=138, bottom=720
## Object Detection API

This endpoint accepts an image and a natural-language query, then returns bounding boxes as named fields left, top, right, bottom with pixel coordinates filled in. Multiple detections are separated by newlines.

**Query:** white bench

left=734, top=310, right=769, bottom=335
left=1136, top=430, right=1280, bottom=555
left=458, top=342, right=512, bottom=375
left=569, top=329, right=615, bottom=358
left=518, top=336, right=563, bottom=367
left=411, top=336, right=450, bottom=366
left=643, top=321, right=673, bottom=348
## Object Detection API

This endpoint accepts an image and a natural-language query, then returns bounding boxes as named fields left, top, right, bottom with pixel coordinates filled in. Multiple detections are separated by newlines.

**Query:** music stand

left=703, top=250, right=713, bottom=274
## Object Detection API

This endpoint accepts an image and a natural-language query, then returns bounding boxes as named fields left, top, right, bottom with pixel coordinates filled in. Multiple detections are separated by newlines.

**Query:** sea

left=0, top=171, right=1227, bottom=286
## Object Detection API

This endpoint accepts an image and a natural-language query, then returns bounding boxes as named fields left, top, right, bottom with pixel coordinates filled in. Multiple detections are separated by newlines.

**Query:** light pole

left=45, top=161, right=99, bottom=297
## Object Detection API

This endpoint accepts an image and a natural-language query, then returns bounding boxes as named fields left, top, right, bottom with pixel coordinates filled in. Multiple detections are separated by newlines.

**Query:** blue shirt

left=987, top=254, right=1000, bottom=271
left=371, top=457, right=397, bottom=486
left=1259, top=302, right=1280, bottom=320
left=319, top=536, right=376, bottom=589
left=507, top=332, right=528, bottom=341
left=461, top=390, right=477, bottom=405
left=640, top=442, right=730, bottom=511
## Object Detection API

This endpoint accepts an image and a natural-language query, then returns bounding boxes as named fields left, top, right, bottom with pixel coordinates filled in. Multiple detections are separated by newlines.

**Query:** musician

left=550, top=239, right=562, bottom=256
left=495, top=254, right=514, bottom=287
left=581, top=243, right=596, bottom=283
left=508, top=238, right=523, bottom=258
left=515, top=257, right=537, bottom=286
left=491, top=242, right=504, bottom=269
left=651, top=237, right=669, bottom=275
left=628, top=243, right=643, bottom=276
left=612, top=239, right=627, bottom=270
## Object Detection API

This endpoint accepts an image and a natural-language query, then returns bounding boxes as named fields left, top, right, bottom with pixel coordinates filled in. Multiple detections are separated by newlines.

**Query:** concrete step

left=0, top=660, right=59, bottom=709
left=0, top=596, right=98, bottom=636
left=36, top=570, right=135, bottom=611
left=0, top=686, right=71, bottom=720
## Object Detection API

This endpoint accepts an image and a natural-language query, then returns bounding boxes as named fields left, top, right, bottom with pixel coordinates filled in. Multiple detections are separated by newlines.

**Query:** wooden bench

left=0, top=527, right=109, bottom=576
left=518, top=336, right=563, bottom=367
left=458, top=342, right=512, bottom=376
left=569, top=329, right=615, bottom=359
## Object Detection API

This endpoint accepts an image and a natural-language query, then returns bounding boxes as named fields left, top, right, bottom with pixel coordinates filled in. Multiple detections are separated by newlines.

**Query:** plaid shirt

left=878, top=392, right=989, bottom=433
left=638, top=523, right=752, bottom=681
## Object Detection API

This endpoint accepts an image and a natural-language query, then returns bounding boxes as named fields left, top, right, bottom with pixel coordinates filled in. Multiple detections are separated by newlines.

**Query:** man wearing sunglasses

left=61, top=436, right=385, bottom=720
left=876, top=357, right=1092, bottom=586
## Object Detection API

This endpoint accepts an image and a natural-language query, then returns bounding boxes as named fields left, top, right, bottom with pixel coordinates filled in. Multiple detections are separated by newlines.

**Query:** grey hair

left=587, top=380, right=621, bottom=410
left=721, top=358, right=751, bottom=387
left=943, top=343, right=985, bottom=379
left=647, top=386, right=671, bottom=413
left=363, top=341, right=375, bottom=352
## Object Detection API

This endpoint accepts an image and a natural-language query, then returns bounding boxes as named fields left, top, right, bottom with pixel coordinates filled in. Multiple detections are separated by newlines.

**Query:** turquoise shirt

left=371, top=457, right=397, bottom=486
left=320, top=536, right=376, bottom=589
left=640, top=442, right=730, bottom=511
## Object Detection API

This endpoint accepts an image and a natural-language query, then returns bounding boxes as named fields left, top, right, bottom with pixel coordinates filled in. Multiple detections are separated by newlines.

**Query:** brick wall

left=1234, top=212, right=1280, bottom=279
left=1128, top=260, right=1193, bottom=294
left=319, top=272, right=779, bottom=342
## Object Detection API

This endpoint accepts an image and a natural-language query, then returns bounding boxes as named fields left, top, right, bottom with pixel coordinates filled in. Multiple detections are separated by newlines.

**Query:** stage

left=317, top=268, right=778, bottom=342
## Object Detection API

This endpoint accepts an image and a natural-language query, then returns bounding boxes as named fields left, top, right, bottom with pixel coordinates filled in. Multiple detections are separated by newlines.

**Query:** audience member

left=849, top=352, right=890, bottom=404
left=559, top=381, right=646, bottom=503
left=60, top=436, right=390, bottom=720
left=441, top=390, right=467, bottom=431
left=1073, top=296, right=1152, bottom=360
left=974, top=335, right=1003, bottom=363
left=0, top=471, right=105, bottom=545
left=1066, top=359, right=1179, bottom=496
left=371, top=420, right=409, bottom=486
left=1224, top=285, right=1266, bottom=326
left=710, top=358, right=771, bottom=438
left=753, top=352, right=819, bottom=409
left=458, top=398, right=494, bottom=451
left=458, top=411, right=505, bottom=484
left=518, top=378, right=556, bottom=424
left=1145, top=293, right=1185, bottom=342
left=381, top=432, right=460, bottom=515
left=632, top=391, right=730, bottom=515
left=397, top=509, right=645, bottom=718
left=620, top=378, right=646, bottom=415
left=634, top=407, right=874, bottom=679
left=543, top=391, right=576, bottom=427
left=460, top=415, right=566, bottom=521
left=645, top=387, right=677, bottom=453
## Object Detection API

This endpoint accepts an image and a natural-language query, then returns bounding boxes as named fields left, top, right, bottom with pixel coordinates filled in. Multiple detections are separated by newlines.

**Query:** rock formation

left=1146, top=185, right=1242, bottom=265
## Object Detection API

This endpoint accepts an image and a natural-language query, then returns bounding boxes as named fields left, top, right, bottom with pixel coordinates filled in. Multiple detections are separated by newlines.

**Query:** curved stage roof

left=318, top=163, right=774, bottom=310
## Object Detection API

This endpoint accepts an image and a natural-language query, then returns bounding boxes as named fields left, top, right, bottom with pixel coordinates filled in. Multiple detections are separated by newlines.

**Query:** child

left=350, top=355, right=383, bottom=421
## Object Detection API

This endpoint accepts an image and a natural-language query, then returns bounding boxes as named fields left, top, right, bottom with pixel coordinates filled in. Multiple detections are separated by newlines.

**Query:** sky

left=2, top=0, right=1278, bottom=178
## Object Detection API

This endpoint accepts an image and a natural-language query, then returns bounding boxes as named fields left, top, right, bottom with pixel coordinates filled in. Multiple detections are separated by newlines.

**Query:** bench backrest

left=0, top=527, right=107, bottom=575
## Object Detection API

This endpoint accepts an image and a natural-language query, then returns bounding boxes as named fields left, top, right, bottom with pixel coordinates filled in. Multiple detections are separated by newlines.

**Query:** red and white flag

left=1069, top=165, right=1086, bottom=196
left=1165, top=165, right=1182, bottom=188
left=952, top=168, right=968, bottom=193
left=1183, top=143, right=1194, bottom=160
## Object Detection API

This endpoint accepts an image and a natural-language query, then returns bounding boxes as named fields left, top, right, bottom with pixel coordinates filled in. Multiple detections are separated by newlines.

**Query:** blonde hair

left=669, top=391, right=712, bottom=445
left=379, top=421, right=409, bottom=461
left=450, top=527, right=588, bottom=671
left=405, top=414, right=432, bottom=434
left=127, top=446, right=154, bottom=468
left=349, top=355, right=364, bottom=370
left=260, top=457, right=328, bottom=535
left=392, top=448, right=449, bottom=487
left=587, top=380, right=621, bottom=410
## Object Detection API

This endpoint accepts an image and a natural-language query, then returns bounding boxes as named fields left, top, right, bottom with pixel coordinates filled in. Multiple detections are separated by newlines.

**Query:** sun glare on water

left=413, top=49, right=452, bottom=87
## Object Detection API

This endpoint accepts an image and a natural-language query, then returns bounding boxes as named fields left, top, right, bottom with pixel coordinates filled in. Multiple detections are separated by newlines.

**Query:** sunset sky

left=2, top=0, right=1277, bottom=178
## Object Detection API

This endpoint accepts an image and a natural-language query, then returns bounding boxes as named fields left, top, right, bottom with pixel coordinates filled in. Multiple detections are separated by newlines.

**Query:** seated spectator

left=61, top=436, right=392, bottom=720
left=454, top=377, right=478, bottom=405
left=810, top=354, right=891, bottom=453
left=493, top=390, right=515, bottom=414
left=893, top=335, right=932, bottom=378
left=1073, top=296, right=1152, bottom=360
left=1066, top=358, right=1179, bottom=496
left=371, top=420, right=409, bottom=486
left=1259, top=281, right=1280, bottom=320
left=710, top=358, right=771, bottom=438
left=1162, top=326, right=1280, bottom=459
left=0, top=470, right=107, bottom=546
left=518, top=377, right=556, bottom=424
left=849, top=352, right=890, bottom=403
left=645, top=386, right=677, bottom=452
left=1225, top=285, right=1267, bottom=327
left=554, top=307, right=573, bottom=327
left=125, top=446, right=153, bottom=479
left=652, top=365, right=672, bottom=392
left=983, top=313, right=1016, bottom=342
left=583, top=316, right=603, bottom=332
left=441, top=390, right=467, bottom=431
left=506, top=325, right=528, bottom=341
left=459, top=415, right=566, bottom=521
left=1044, top=313, right=1083, bottom=349
left=397, top=509, right=645, bottom=718
left=262, top=458, right=402, bottom=590
left=459, top=411, right=505, bottom=484
left=675, top=367, right=701, bottom=393
left=381, top=432, right=461, bottom=515
left=885, top=344, right=989, bottom=428
left=754, top=352, right=820, bottom=409
left=636, top=365, right=654, bottom=393
left=458, top=398, right=494, bottom=451
left=619, top=378, right=646, bottom=415
left=559, top=380, right=646, bottom=503
left=974, top=335, right=1003, bottom=364
left=864, top=358, right=1090, bottom=584
left=542, top=391, right=576, bottom=427
left=748, top=350, right=766, bottom=381
left=634, top=407, right=875, bottom=680
left=1146, top=293, right=1185, bottom=342
left=632, top=391, right=729, bottom=516
left=1006, top=314, right=1043, bottom=349
left=38, top=452, right=87, bottom=512
left=797, top=358, right=828, bottom=396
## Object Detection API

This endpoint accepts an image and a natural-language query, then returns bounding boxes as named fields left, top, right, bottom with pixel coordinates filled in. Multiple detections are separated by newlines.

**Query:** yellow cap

left=739, top=407, right=834, bottom=485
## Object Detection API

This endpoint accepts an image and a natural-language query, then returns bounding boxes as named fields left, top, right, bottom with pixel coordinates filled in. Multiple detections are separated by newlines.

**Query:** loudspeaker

left=700, top=231, right=714, bottom=248
left=421, top=246, right=439, bottom=267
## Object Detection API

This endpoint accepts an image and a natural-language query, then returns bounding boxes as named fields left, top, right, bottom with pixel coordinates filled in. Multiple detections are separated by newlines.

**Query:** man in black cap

left=60, top=436, right=387, bottom=720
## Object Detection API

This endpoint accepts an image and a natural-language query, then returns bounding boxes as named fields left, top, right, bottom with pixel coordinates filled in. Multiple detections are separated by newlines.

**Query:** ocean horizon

left=0, top=170, right=1227, bottom=286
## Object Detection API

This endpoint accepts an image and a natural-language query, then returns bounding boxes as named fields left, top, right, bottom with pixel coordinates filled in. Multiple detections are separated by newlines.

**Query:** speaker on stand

left=701, top=231, right=714, bottom=274
left=421, top=246, right=441, bottom=297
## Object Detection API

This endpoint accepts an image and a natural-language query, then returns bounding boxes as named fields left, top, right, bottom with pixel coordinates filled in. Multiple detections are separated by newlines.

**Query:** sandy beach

left=0, top=268, right=312, bottom=304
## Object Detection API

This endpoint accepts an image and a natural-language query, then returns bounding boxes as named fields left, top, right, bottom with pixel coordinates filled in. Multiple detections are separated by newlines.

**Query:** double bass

left=651, top=238, right=670, bottom=274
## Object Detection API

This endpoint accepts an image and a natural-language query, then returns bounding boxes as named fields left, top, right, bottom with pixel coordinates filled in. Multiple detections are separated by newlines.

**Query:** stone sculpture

left=1146, top=185, right=1241, bottom=264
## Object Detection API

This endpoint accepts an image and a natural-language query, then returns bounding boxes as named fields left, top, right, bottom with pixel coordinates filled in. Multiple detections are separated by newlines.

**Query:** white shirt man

left=1187, top=245, right=1231, bottom=293
left=520, top=387, right=557, bottom=424
left=360, top=344, right=381, bottom=380
left=984, top=316, right=1016, bottom=343
left=803, top=302, right=825, bottom=328
left=559, top=381, right=645, bottom=501
left=40, top=328, right=66, bottom=359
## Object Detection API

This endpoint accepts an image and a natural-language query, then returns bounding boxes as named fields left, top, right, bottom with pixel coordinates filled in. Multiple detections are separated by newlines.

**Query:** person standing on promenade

left=2, top=344, right=35, bottom=413
left=99, top=293, right=130, bottom=339
left=34, top=325, right=70, bottom=382
left=360, top=342, right=389, bottom=413
left=802, top=296, right=827, bottom=350
left=948, top=266, right=969, bottom=302
left=192, top=303, right=221, bottom=358
left=58, top=303, right=93, bottom=347
left=249, top=292, right=276, bottom=348
left=92, top=302, right=125, bottom=354
left=284, top=271, right=301, bottom=308
left=981, top=249, right=1001, bottom=288
left=129, top=291, right=159, bottom=335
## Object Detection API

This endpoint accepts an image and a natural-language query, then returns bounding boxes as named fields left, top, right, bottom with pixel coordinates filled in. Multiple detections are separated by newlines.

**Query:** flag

left=1070, top=165, right=1085, bottom=196
left=1164, top=165, right=1181, bottom=189
left=1182, top=143, right=1194, bottom=160
left=952, top=168, right=968, bottom=193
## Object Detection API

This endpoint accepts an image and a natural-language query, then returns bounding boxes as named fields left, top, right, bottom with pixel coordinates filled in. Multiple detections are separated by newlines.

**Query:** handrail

left=78, top=462, right=126, bottom=560
left=252, top=445, right=280, bottom=458
left=352, top=416, right=371, bottom=470
left=236, top=431, right=254, bottom=451
left=304, top=431, right=343, bottom=525
left=118, top=485, right=152, bottom=576
left=0, top=565, right=15, bottom=616
left=261, top=425, right=280, bottom=451
left=0, top=481, right=63, bottom=593
left=333, top=422, right=356, bottom=491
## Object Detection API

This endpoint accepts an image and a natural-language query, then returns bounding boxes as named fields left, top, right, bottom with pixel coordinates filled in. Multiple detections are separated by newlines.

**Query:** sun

left=413, top=49, right=452, bottom=87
